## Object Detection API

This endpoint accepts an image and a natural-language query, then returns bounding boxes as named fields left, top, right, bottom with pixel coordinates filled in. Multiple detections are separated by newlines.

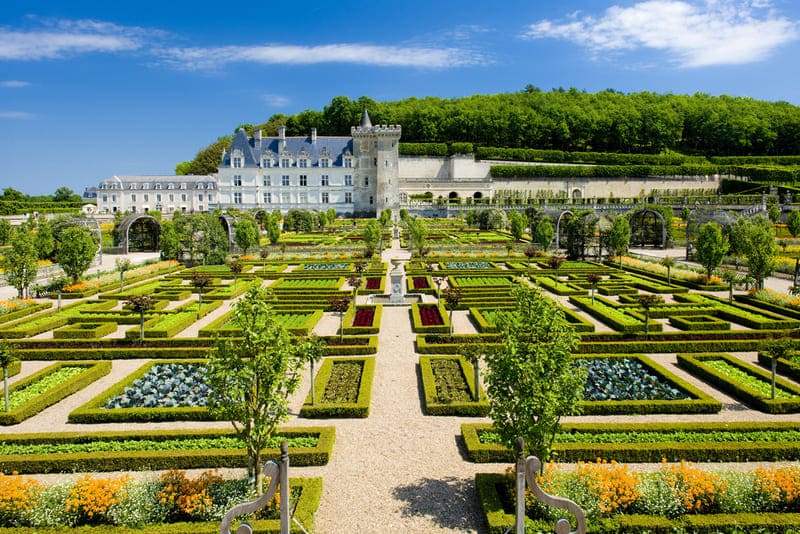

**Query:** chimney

left=253, top=129, right=262, bottom=151
left=278, top=125, right=286, bottom=151
left=311, top=128, right=317, bottom=143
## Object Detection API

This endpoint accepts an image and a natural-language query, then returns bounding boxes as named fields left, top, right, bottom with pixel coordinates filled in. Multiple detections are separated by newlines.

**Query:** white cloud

left=158, top=43, right=483, bottom=71
left=523, top=0, right=798, bottom=67
left=0, top=111, right=35, bottom=119
left=0, top=80, right=30, bottom=88
left=0, top=18, right=148, bottom=60
left=262, top=94, right=289, bottom=107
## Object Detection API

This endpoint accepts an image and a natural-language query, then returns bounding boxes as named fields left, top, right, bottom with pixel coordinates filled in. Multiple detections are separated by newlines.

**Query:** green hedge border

left=0, top=303, right=52, bottom=325
left=476, top=472, right=800, bottom=534
left=669, top=314, right=731, bottom=331
left=462, top=421, right=800, bottom=464
left=419, top=355, right=488, bottom=416
left=678, top=353, right=800, bottom=414
left=341, top=304, right=382, bottom=335
left=0, top=361, right=111, bottom=425
left=300, top=356, right=375, bottom=418
left=0, top=426, right=335, bottom=473
left=53, top=322, right=118, bottom=339
left=0, top=476, right=321, bottom=534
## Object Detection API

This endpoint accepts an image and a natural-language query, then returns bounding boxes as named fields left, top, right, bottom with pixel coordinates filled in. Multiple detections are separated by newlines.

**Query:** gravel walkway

left=6, top=244, right=800, bottom=532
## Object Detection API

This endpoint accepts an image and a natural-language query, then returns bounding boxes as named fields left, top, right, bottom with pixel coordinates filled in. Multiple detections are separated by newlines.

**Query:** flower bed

left=0, top=471, right=321, bottom=532
left=461, top=421, right=800, bottom=463
left=365, top=277, right=381, bottom=290
left=300, top=357, right=375, bottom=418
left=410, top=303, right=450, bottom=334
left=444, top=261, right=492, bottom=269
left=678, top=353, right=800, bottom=413
left=413, top=277, right=430, bottom=289
left=451, top=276, right=513, bottom=287
left=341, top=305, right=382, bottom=335
left=0, top=361, right=111, bottom=425
left=476, top=465, right=800, bottom=533
left=301, top=263, right=350, bottom=270
left=0, top=426, right=335, bottom=472
left=419, top=356, right=488, bottom=416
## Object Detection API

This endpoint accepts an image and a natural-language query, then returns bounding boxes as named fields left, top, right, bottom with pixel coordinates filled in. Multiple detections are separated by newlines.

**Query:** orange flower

left=661, top=461, right=726, bottom=514
left=64, top=474, right=129, bottom=523
left=0, top=472, right=41, bottom=517
left=576, top=459, right=641, bottom=514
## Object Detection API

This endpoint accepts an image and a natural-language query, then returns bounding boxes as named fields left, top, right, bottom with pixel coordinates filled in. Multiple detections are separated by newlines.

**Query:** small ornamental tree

left=760, top=336, right=794, bottom=400
left=695, top=222, right=729, bottom=282
left=720, top=268, right=743, bottom=303
left=484, top=284, right=585, bottom=461
left=433, top=276, right=446, bottom=301
left=234, top=217, right=260, bottom=256
left=548, top=255, right=565, bottom=287
left=304, top=335, right=324, bottom=406
left=534, top=217, right=555, bottom=251
left=362, top=219, right=382, bottom=258
left=115, top=258, right=132, bottom=291
left=346, top=275, right=363, bottom=303
left=637, top=294, right=664, bottom=339
left=206, top=286, right=306, bottom=494
left=524, top=245, right=537, bottom=272
left=191, top=273, right=211, bottom=318
left=330, top=295, right=351, bottom=341
left=0, top=342, right=18, bottom=412
left=442, top=286, right=463, bottom=335
left=586, top=272, right=602, bottom=306
left=660, top=255, right=676, bottom=286
left=2, top=229, right=38, bottom=298
left=127, top=295, right=154, bottom=342
left=607, top=215, right=631, bottom=267
left=228, top=259, right=244, bottom=290
left=788, top=210, right=800, bottom=287
left=259, top=247, right=270, bottom=271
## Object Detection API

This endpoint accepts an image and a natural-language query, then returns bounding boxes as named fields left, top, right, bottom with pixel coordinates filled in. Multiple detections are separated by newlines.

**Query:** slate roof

left=222, top=128, right=353, bottom=168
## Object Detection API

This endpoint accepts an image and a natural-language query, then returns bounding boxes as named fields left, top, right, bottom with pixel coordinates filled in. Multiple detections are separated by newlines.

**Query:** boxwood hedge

left=300, top=356, right=375, bottom=418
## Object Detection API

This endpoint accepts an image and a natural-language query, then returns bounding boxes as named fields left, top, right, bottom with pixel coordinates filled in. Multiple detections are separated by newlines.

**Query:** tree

left=379, top=208, right=392, bottom=227
left=586, top=272, right=601, bottom=306
left=206, top=286, right=307, bottom=494
left=637, top=294, right=664, bottom=339
left=305, top=335, right=324, bottom=406
left=442, top=286, right=462, bottom=335
left=330, top=295, right=351, bottom=342
left=524, top=245, right=537, bottom=273
left=115, top=258, right=132, bottom=291
left=768, top=203, right=782, bottom=224
left=0, top=342, right=18, bottom=412
left=34, top=218, right=55, bottom=261
left=483, top=284, right=585, bottom=461
left=191, top=273, right=211, bottom=318
left=234, top=217, right=259, bottom=256
left=760, top=337, right=794, bottom=400
left=228, top=259, right=244, bottom=290
left=56, top=226, right=97, bottom=283
left=533, top=217, right=556, bottom=250
left=508, top=210, right=527, bottom=241
left=743, top=217, right=778, bottom=290
left=346, top=274, right=363, bottom=303
left=362, top=219, right=382, bottom=258
left=53, top=186, right=79, bottom=203
left=2, top=229, right=38, bottom=298
left=265, top=211, right=281, bottom=245
left=126, top=295, right=154, bottom=342
left=460, top=340, right=486, bottom=402
left=695, top=222, right=729, bottom=281
left=565, top=211, right=597, bottom=260
left=159, top=220, right=182, bottom=261
left=720, top=268, right=743, bottom=303
left=407, top=218, right=428, bottom=256
left=607, top=215, right=631, bottom=266
left=787, top=210, right=800, bottom=287
left=660, top=255, right=676, bottom=286
left=0, top=219, right=11, bottom=246
left=548, top=255, right=565, bottom=287
left=259, top=247, right=270, bottom=271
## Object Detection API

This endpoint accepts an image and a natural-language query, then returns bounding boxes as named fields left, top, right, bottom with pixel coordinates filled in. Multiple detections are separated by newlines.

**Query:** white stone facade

left=96, top=175, right=216, bottom=215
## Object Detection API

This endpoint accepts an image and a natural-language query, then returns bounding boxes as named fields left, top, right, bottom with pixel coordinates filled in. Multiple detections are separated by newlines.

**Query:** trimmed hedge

left=68, top=359, right=214, bottom=424
left=53, top=321, right=118, bottom=339
left=570, top=295, right=660, bottom=333
left=419, top=355, right=488, bottom=416
left=678, top=353, right=800, bottom=414
left=300, top=356, right=375, bottom=418
left=669, top=314, right=731, bottom=331
left=0, top=361, right=111, bottom=425
left=476, top=472, right=800, bottom=534
left=0, top=477, right=322, bottom=534
left=462, top=421, right=800, bottom=464
left=124, top=300, right=223, bottom=339
left=0, top=302, right=52, bottom=325
left=490, top=163, right=720, bottom=179
left=1, top=359, right=21, bottom=379
left=0, top=426, right=335, bottom=473
left=341, top=304, right=382, bottom=335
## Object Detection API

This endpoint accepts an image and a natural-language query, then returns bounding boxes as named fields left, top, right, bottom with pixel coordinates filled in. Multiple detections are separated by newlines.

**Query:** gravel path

left=6, top=244, right=800, bottom=532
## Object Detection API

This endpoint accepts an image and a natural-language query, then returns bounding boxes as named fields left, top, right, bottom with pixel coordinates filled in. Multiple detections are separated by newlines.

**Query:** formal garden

left=1, top=210, right=800, bottom=532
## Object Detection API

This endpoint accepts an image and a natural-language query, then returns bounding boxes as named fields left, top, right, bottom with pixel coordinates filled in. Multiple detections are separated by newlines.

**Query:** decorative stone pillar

left=389, top=259, right=405, bottom=304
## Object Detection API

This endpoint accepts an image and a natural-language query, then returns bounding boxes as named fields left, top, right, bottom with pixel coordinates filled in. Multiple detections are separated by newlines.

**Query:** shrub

left=64, top=474, right=130, bottom=525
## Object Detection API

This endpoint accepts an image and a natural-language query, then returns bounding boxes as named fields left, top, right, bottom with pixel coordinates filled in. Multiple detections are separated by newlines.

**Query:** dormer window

left=167, top=183, right=174, bottom=190
left=262, top=157, right=272, bottom=168
left=344, top=157, right=352, bottom=168
left=281, top=158, right=290, bottom=168
left=154, top=183, right=162, bottom=190
left=232, top=149, right=244, bottom=168
left=320, top=158, right=329, bottom=168
left=299, top=158, right=308, bottom=168
left=129, top=183, right=137, bottom=190
left=180, top=183, right=186, bottom=190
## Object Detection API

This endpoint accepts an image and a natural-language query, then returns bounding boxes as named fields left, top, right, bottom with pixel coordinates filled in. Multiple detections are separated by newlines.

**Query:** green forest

left=178, top=87, right=800, bottom=175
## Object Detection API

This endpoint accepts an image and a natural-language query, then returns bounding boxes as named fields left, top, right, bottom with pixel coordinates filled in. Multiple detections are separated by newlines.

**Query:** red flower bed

left=419, top=305, right=444, bottom=326
left=353, top=308, right=375, bottom=327
left=413, top=277, right=430, bottom=289
left=365, top=277, right=381, bottom=290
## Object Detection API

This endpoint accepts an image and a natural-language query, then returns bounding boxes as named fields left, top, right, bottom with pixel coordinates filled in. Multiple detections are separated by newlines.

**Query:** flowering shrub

left=61, top=280, right=99, bottom=293
left=0, top=473, right=41, bottom=526
left=157, top=469, right=222, bottom=522
left=753, top=465, right=800, bottom=512
left=575, top=460, right=641, bottom=514
left=661, top=460, right=726, bottom=514
left=0, top=299, right=36, bottom=315
left=752, top=288, right=800, bottom=310
left=64, top=474, right=130, bottom=524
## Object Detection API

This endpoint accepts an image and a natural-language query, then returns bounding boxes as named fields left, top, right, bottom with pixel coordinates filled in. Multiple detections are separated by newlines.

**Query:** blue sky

left=2, top=0, right=799, bottom=196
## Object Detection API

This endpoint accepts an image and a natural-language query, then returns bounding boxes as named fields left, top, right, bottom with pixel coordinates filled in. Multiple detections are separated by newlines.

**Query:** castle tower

left=351, top=109, right=401, bottom=218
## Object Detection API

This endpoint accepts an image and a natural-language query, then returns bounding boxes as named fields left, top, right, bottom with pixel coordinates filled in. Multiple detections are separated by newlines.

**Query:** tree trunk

left=139, top=313, right=145, bottom=341
left=772, top=357, right=778, bottom=400
left=254, top=449, right=264, bottom=495
left=3, top=369, right=8, bottom=412
left=794, top=258, right=799, bottom=288
left=310, top=360, right=316, bottom=405
left=473, top=361, right=480, bottom=402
